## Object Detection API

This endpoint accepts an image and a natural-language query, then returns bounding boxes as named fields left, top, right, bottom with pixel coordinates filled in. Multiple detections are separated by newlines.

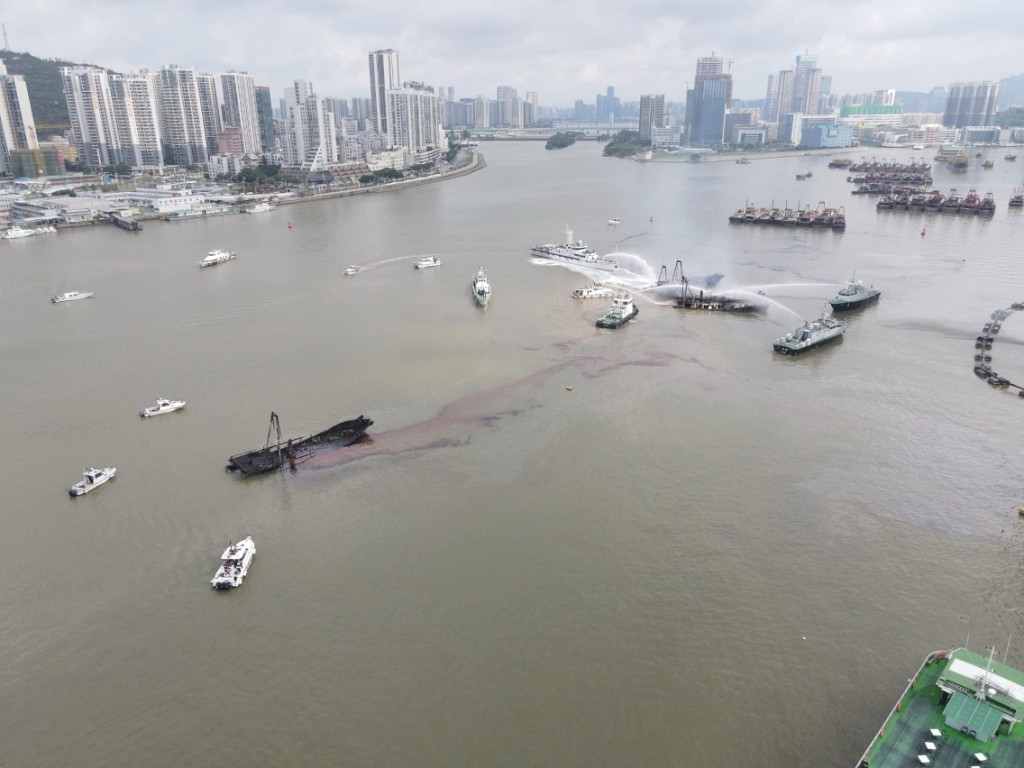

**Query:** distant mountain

left=0, top=50, right=112, bottom=137
left=999, top=74, right=1024, bottom=110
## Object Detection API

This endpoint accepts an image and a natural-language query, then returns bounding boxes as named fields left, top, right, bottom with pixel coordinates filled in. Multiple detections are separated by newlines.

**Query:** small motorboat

left=51, top=291, right=94, bottom=303
left=607, top=217, right=622, bottom=225
left=69, top=467, right=117, bottom=496
left=210, top=536, right=256, bottom=590
left=344, top=265, right=361, bottom=275
left=414, top=255, right=441, bottom=269
left=139, top=398, right=186, bottom=418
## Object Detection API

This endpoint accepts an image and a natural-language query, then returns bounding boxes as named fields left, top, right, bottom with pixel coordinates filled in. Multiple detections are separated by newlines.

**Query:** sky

left=3, top=1, right=1021, bottom=107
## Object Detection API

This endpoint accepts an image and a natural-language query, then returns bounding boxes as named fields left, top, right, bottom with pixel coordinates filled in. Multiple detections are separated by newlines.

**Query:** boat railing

left=856, top=649, right=950, bottom=766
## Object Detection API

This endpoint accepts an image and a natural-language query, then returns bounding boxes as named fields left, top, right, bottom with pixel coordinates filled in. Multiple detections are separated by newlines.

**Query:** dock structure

left=110, top=213, right=142, bottom=231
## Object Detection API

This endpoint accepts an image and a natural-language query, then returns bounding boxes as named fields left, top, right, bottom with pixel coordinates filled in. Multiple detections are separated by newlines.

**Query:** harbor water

left=2, top=142, right=1024, bottom=767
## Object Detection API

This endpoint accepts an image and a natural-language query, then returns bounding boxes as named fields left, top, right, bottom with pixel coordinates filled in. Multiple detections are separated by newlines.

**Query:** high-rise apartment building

left=157, top=65, right=212, bottom=166
left=791, top=54, right=821, bottom=115
left=255, top=85, right=275, bottom=152
left=368, top=49, right=400, bottom=137
left=195, top=73, right=221, bottom=156
left=281, top=79, right=337, bottom=169
left=386, top=83, right=441, bottom=163
left=62, top=65, right=121, bottom=168
left=942, top=82, right=999, bottom=128
left=495, top=85, right=519, bottom=128
left=0, top=59, right=38, bottom=175
left=110, top=72, right=163, bottom=167
left=220, top=71, right=261, bottom=154
left=638, top=94, right=665, bottom=141
left=685, top=56, right=732, bottom=145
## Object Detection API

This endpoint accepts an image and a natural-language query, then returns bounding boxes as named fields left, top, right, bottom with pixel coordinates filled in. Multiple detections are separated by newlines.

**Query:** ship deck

left=860, top=654, right=1024, bottom=768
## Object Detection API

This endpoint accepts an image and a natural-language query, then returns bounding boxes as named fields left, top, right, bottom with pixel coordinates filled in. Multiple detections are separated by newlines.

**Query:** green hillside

left=0, top=50, right=111, bottom=138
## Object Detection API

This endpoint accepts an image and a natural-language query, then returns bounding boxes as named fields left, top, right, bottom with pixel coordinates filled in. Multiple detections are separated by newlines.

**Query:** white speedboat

left=51, top=291, right=94, bottom=303
left=210, top=536, right=256, bottom=590
left=198, top=249, right=236, bottom=267
left=607, top=217, right=622, bottom=225
left=471, top=267, right=491, bottom=308
left=139, top=398, right=186, bottom=418
left=414, top=255, right=442, bottom=269
left=68, top=467, right=117, bottom=497
left=572, top=282, right=617, bottom=299
left=243, top=202, right=274, bottom=213
left=4, top=224, right=56, bottom=239
left=531, top=227, right=619, bottom=271
left=344, top=265, right=361, bottom=275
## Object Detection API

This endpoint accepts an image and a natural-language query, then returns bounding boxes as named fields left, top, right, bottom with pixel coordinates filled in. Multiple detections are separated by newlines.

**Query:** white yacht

left=51, top=291, right=94, bottom=303
left=139, top=398, right=186, bottom=418
left=198, top=249, right=236, bottom=267
left=68, top=467, right=117, bottom=497
left=210, top=536, right=256, bottom=590
left=414, top=255, right=442, bottom=269
left=531, top=227, right=619, bottom=272
left=243, top=202, right=274, bottom=213
left=572, top=282, right=617, bottom=299
left=471, top=267, right=491, bottom=308
left=344, top=265, right=361, bottom=275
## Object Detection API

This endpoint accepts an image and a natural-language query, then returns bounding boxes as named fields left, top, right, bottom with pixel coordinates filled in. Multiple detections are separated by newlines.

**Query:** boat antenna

left=1006, top=633, right=1014, bottom=665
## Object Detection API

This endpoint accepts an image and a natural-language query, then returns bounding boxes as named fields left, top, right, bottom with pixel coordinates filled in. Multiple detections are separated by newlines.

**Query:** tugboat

left=210, top=536, right=256, bottom=590
left=595, top=291, right=638, bottom=329
left=471, top=267, right=491, bottom=308
left=68, top=467, right=117, bottom=496
left=226, top=412, right=373, bottom=476
left=773, top=305, right=845, bottom=355
left=829, top=273, right=881, bottom=312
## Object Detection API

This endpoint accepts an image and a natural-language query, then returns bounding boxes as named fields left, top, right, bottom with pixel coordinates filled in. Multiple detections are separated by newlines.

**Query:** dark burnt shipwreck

left=226, top=412, right=373, bottom=476
left=666, top=260, right=768, bottom=313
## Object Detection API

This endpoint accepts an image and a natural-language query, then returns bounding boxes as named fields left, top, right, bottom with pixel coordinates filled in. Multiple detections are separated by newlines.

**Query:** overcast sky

left=4, top=1, right=1021, bottom=106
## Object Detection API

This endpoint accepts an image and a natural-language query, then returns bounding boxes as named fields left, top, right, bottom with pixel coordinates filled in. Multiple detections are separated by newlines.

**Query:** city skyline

left=2, top=1, right=1021, bottom=108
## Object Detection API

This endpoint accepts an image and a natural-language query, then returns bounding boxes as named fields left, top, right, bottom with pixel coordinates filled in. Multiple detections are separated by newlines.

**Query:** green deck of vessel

left=862, top=656, right=1024, bottom=768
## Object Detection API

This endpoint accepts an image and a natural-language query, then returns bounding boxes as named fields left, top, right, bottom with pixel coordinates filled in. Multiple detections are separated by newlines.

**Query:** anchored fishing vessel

left=595, top=291, right=638, bottom=329
left=226, top=412, right=373, bottom=476
left=856, top=647, right=1024, bottom=768
left=210, top=536, right=256, bottom=590
left=531, top=227, right=620, bottom=272
left=471, top=267, right=491, bottom=308
left=829, top=274, right=881, bottom=312
left=139, top=398, right=186, bottom=418
left=773, top=305, right=845, bottom=354
left=51, top=291, right=94, bottom=303
left=68, top=467, right=117, bottom=496
left=198, top=249, right=236, bottom=267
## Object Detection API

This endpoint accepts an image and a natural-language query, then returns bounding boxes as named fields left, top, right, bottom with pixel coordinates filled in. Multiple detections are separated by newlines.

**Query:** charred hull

left=226, top=415, right=373, bottom=476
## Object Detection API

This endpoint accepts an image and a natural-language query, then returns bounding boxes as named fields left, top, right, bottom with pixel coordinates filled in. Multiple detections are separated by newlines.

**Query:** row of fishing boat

left=728, top=202, right=846, bottom=229
left=875, top=188, right=997, bottom=214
